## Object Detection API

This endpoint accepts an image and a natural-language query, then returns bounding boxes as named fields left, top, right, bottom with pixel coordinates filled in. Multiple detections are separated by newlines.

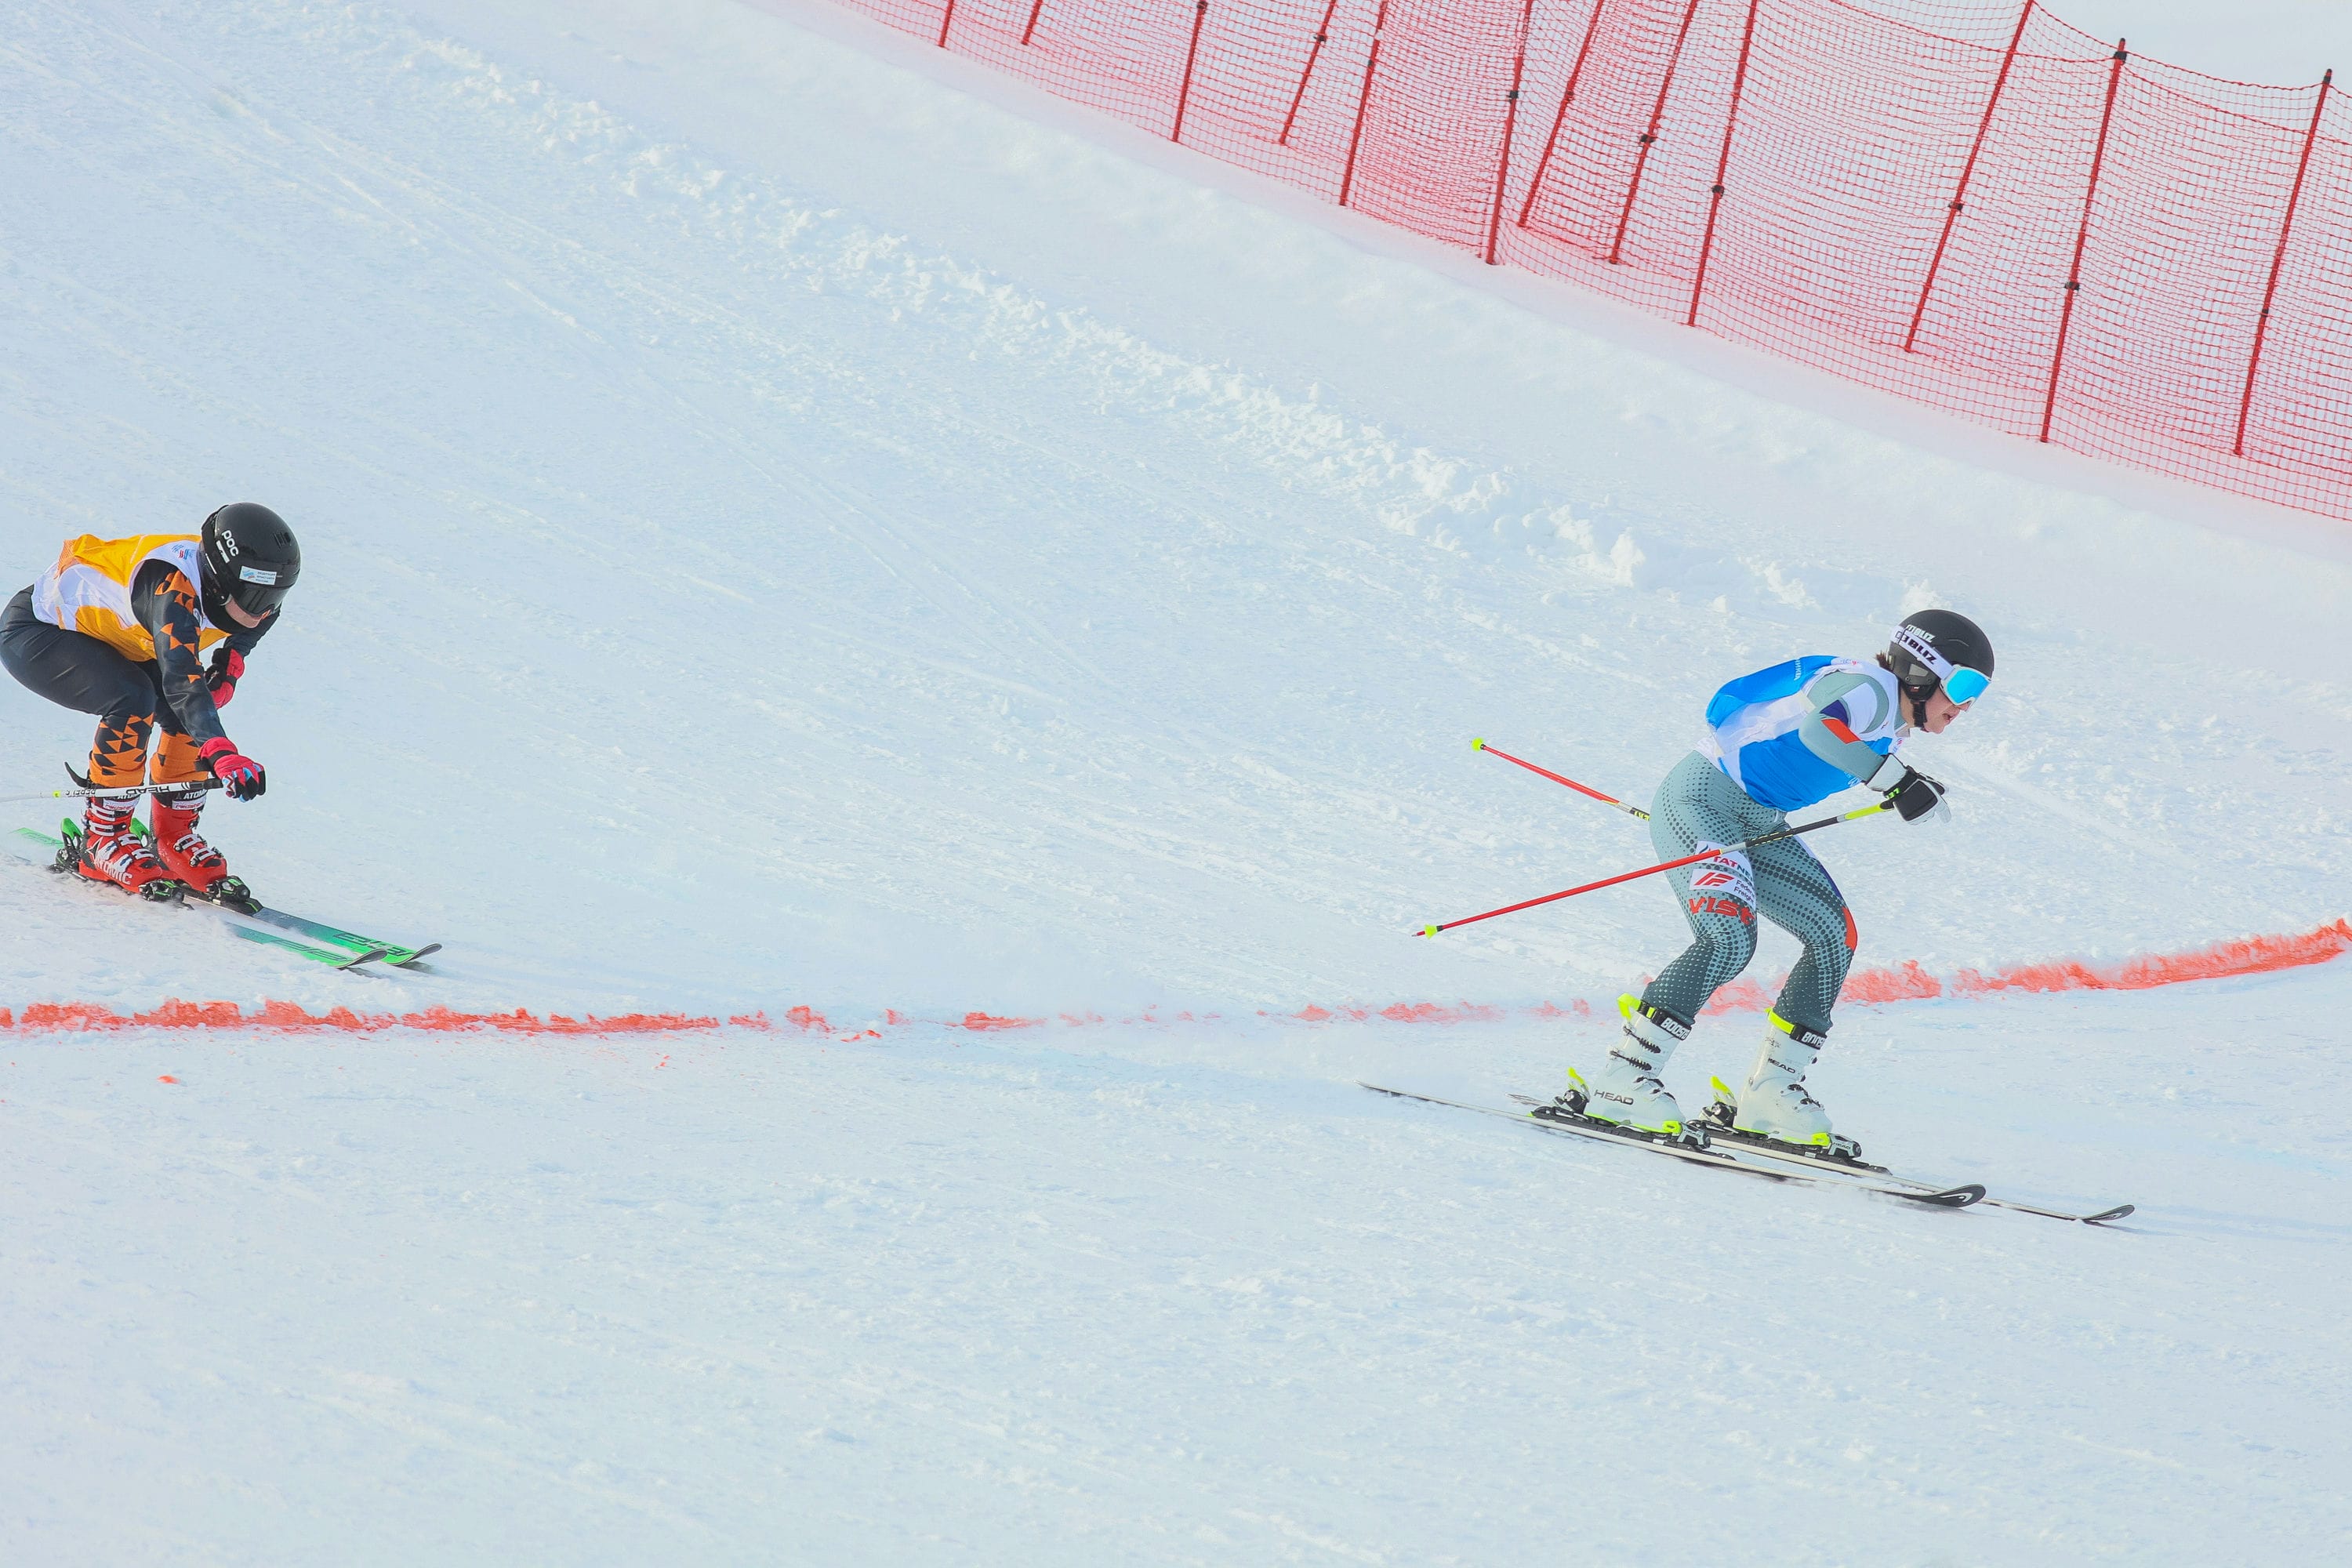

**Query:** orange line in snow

left=0, top=999, right=760, bottom=1035
left=2, top=921, right=2345, bottom=1036
left=1701, top=916, right=2352, bottom=1016
left=0, top=999, right=1025, bottom=1039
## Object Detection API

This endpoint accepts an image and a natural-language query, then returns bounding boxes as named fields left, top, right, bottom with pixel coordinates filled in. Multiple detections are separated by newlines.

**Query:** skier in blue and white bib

left=1570, top=610, right=1994, bottom=1154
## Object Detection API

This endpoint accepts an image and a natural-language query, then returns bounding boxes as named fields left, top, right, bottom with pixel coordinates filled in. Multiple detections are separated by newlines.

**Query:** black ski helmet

left=199, top=503, right=300, bottom=626
left=1886, top=608, right=1994, bottom=719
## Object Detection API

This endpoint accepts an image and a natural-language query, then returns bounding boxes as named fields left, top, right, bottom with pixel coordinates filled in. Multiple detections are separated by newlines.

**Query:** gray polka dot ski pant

left=1639, top=750, right=1857, bottom=1036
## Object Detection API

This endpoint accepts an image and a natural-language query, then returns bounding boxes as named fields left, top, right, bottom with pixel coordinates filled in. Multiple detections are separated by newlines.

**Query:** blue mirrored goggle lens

left=1943, top=666, right=1990, bottom=704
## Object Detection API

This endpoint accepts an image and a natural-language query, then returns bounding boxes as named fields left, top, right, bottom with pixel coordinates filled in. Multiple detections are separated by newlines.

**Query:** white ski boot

left=1565, top=996, right=1695, bottom=1139
left=1711, top=1011, right=1860, bottom=1159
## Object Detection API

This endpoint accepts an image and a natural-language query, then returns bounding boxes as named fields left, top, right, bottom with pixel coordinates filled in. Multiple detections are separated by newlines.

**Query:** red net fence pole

left=1904, top=0, right=2033, bottom=353
left=1608, top=0, right=1707, bottom=265
left=2040, top=39, right=2127, bottom=444
left=2235, top=70, right=2332, bottom=456
left=1515, top=0, right=1614, bottom=230
left=1279, top=0, right=1342, bottom=145
left=821, top=0, right=2352, bottom=522
left=1338, top=1, right=1392, bottom=209
left=1483, top=0, right=1539, bottom=264
left=1686, top=0, right=1760, bottom=324
left=1174, top=0, right=1211, bottom=142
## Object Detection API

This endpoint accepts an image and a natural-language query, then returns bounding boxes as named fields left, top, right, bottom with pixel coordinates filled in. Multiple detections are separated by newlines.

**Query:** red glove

left=198, top=737, right=267, bottom=800
left=209, top=648, right=245, bottom=710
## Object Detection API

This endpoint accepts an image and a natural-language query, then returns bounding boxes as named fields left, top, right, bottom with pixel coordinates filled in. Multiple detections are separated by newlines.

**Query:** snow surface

left=2, top=1, right=2349, bottom=1562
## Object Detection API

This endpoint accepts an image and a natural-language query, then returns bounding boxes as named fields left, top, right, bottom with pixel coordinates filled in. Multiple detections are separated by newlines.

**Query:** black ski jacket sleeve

left=129, top=559, right=274, bottom=746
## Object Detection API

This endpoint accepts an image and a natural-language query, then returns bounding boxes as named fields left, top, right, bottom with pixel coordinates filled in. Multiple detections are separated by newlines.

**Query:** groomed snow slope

left=2, top=2, right=2348, bottom=1562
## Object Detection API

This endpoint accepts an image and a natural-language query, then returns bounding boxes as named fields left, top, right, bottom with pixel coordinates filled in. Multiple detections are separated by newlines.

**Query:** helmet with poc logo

left=199, top=503, right=301, bottom=626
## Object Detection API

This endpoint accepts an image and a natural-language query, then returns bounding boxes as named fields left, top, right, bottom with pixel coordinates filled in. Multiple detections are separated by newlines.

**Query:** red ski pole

left=1472, top=736, right=1649, bottom=821
left=1415, top=798, right=1892, bottom=937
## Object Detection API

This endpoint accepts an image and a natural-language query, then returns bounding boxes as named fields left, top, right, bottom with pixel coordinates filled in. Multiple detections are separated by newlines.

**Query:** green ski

left=11, top=826, right=398, bottom=971
left=115, top=819, right=441, bottom=967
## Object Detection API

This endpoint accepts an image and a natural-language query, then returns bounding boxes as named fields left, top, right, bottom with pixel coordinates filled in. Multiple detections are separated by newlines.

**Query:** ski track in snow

left=5, top=973, right=2350, bottom=1565
left=1, top=1, right=2349, bottom=1562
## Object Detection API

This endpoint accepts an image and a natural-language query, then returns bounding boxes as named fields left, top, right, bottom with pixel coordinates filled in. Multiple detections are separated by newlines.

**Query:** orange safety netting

left=846, top=0, right=2352, bottom=518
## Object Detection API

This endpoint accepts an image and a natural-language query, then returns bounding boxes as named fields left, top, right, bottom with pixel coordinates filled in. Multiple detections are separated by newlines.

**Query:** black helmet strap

left=1904, top=683, right=1933, bottom=728
left=1878, top=650, right=1938, bottom=728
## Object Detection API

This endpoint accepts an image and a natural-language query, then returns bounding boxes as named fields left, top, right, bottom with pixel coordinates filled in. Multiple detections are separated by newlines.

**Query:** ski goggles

left=227, top=561, right=295, bottom=617
left=1892, top=624, right=1990, bottom=706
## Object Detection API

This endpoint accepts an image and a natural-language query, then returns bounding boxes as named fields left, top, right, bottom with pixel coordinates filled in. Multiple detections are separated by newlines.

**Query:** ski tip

left=337, top=946, right=396, bottom=971
left=2083, top=1203, right=2136, bottom=1224
left=1921, top=1183, right=1988, bottom=1207
left=1471, top=736, right=1485, bottom=750
left=397, top=942, right=444, bottom=965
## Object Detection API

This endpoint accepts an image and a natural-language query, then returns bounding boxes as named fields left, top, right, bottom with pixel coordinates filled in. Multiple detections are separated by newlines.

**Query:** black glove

left=1888, top=768, right=1947, bottom=823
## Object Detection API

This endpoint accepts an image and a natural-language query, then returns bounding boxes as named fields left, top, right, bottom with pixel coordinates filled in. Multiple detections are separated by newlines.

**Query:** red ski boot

left=150, top=793, right=256, bottom=910
left=72, top=795, right=181, bottom=902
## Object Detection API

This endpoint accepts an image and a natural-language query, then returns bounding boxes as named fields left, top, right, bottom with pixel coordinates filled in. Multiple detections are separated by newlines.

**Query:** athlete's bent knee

left=1697, top=920, right=1758, bottom=982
